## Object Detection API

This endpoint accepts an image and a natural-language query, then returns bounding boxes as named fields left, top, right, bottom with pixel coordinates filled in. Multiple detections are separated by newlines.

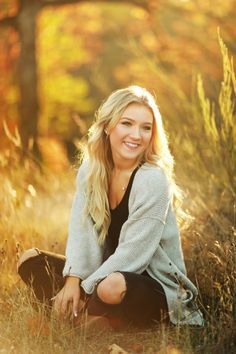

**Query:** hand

left=52, top=276, right=81, bottom=318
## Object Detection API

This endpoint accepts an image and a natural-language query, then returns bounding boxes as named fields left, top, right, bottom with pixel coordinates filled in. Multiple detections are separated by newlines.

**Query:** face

left=108, top=103, right=153, bottom=166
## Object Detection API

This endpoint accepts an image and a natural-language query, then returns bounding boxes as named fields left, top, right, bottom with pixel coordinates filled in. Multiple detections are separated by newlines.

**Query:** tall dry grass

left=1, top=140, right=234, bottom=354
left=0, top=35, right=235, bottom=353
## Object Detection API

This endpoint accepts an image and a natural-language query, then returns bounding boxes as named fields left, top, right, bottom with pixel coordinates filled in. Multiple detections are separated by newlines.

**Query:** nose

left=130, top=126, right=141, bottom=139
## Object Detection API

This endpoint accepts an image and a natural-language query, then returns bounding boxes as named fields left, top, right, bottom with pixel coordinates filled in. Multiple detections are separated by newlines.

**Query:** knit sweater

left=63, top=160, right=204, bottom=326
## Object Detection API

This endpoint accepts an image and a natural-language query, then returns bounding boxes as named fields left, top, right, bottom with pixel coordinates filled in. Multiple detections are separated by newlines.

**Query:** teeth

left=125, top=142, right=139, bottom=148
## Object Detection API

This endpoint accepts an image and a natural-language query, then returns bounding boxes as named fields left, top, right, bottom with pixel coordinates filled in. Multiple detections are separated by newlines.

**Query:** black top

left=102, top=167, right=139, bottom=262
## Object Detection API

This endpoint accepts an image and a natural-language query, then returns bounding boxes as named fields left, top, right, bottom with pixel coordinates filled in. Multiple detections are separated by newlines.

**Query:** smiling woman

left=17, top=86, right=204, bottom=329
left=109, top=103, right=153, bottom=165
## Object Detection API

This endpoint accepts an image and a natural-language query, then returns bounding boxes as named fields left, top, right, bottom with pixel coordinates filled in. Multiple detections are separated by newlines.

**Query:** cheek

left=109, top=129, right=122, bottom=146
left=143, top=132, right=152, bottom=145
left=110, top=126, right=125, bottom=141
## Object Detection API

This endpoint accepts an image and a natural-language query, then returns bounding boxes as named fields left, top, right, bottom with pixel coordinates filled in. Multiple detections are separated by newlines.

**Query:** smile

left=124, top=142, right=140, bottom=149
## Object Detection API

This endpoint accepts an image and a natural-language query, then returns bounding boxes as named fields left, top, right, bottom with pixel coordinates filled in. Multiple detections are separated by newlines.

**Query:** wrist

left=65, top=276, right=81, bottom=285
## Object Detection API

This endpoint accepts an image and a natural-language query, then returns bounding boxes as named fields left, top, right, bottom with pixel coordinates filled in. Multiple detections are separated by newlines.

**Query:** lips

left=124, top=142, right=140, bottom=149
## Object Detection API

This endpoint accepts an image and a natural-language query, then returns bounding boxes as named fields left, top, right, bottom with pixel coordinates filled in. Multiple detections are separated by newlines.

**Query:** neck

left=113, top=160, right=140, bottom=174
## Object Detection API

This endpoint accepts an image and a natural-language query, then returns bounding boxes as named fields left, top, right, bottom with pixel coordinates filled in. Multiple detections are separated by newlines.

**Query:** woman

left=17, top=86, right=204, bottom=328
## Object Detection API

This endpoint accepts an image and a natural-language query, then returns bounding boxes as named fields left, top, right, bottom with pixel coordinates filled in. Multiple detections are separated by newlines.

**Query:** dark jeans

left=18, top=249, right=169, bottom=327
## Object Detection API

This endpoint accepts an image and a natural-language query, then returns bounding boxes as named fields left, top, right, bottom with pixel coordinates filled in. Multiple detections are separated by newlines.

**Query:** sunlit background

left=0, top=1, right=235, bottom=353
left=0, top=1, right=235, bottom=169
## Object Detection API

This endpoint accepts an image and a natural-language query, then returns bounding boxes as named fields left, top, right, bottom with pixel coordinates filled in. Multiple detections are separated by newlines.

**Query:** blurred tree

left=0, top=0, right=235, bottom=165
left=0, top=1, right=19, bottom=149
left=0, top=0, right=150, bottom=159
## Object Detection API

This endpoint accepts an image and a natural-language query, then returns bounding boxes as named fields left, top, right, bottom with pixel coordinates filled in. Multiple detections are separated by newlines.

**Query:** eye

left=121, top=121, right=132, bottom=126
left=143, top=126, right=152, bottom=131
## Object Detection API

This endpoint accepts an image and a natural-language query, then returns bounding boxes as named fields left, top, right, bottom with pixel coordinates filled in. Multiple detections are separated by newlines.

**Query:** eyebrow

left=121, top=117, right=153, bottom=125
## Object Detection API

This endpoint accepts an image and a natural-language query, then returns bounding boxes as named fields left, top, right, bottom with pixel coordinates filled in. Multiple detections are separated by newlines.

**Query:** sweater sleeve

left=81, top=167, right=172, bottom=294
left=63, top=161, right=103, bottom=280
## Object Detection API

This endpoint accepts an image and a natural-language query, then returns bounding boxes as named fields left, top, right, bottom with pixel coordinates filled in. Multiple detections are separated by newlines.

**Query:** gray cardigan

left=63, top=161, right=204, bottom=326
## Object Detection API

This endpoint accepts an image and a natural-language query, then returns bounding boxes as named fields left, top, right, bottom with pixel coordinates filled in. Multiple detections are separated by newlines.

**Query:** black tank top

left=102, top=167, right=139, bottom=262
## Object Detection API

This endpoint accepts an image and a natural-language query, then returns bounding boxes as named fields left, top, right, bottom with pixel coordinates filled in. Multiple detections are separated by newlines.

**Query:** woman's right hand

left=52, top=276, right=81, bottom=318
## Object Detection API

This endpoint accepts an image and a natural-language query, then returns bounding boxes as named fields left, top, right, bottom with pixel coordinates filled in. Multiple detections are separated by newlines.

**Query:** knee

left=97, top=272, right=126, bottom=305
left=17, top=248, right=39, bottom=272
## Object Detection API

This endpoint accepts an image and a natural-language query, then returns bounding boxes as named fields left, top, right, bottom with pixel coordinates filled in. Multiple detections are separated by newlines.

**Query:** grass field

left=0, top=147, right=235, bottom=354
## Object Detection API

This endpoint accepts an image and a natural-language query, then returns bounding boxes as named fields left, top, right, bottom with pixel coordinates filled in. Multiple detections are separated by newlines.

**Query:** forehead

left=120, top=103, right=153, bottom=123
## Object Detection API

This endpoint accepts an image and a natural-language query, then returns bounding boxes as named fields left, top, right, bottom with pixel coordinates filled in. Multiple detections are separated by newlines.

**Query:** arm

left=63, top=161, right=103, bottom=280
left=81, top=167, right=172, bottom=294
left=53, top=161, right=102, bottom=316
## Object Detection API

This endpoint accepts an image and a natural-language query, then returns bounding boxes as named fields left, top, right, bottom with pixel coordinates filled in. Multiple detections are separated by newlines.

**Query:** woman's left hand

left=52, top=276, right=81, bottom=318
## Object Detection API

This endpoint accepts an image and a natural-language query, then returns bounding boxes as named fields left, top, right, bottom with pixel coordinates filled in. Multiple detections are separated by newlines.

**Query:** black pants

left=18, top=249, right=169, bottom=327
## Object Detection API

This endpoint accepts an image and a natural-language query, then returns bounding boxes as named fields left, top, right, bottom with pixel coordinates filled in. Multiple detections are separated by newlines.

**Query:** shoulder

left=75, top=159, right=89, bottom=186
left=135, top=163, right=170, bottom=189
left=129, top=163, right=172, bottom=212
left=130, top=162, right=173, bottom=202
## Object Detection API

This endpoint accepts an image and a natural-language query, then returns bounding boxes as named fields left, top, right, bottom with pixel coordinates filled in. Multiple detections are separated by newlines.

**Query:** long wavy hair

left=80, top=86, right=184, bottom=244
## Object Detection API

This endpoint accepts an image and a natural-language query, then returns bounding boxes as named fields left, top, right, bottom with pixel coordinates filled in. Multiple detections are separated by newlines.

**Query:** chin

left=122, top=152, right=142, bottom=161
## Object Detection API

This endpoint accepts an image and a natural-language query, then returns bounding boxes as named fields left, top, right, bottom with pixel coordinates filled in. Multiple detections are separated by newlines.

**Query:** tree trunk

left=0, top=0, right=149, bottom=161
left=17, top=0, right=42, bottom=160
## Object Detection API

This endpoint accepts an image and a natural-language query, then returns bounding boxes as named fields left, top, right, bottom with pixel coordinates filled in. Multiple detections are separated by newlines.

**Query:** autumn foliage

left=0, top=1, right=235, bottom=353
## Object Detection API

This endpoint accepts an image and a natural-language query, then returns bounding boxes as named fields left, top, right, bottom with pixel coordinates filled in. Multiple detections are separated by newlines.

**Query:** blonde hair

left=81, top=85, right=184, bottom=244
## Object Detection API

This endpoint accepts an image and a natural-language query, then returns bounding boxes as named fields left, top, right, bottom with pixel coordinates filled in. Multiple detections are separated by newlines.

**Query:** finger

left=53, top=288, right=66, bottom=314
left=53, top=293, right=64, bottom=315
left=60, top=297, right=70, bottom=316
left=52, top=297, right=60, bottom=314
left=72, top=294, right=80, bottom=318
